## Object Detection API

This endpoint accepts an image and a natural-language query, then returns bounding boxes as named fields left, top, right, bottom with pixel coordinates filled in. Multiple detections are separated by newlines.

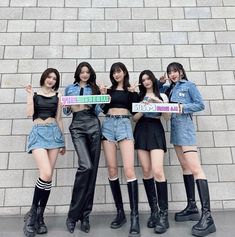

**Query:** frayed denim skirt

left=27, top=122, right=65, bottom=154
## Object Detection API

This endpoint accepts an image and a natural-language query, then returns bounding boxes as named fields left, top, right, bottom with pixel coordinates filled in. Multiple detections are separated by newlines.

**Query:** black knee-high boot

left=109, top=178, right=127, bottom=229
left=175, top=174, right=200, bottom=222
left=192, top=179, right=216, bottom=237
left=143, top=178, right=158, bottom=228
left=154, top=181, right=169, bottom=234
left=127, top=180, right=140, bottom=237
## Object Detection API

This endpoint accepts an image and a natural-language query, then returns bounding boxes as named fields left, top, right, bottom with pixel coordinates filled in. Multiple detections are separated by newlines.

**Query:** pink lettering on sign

left=171, top=106, right=179, bottom=112
left=156, top=106, right=169, bottom=112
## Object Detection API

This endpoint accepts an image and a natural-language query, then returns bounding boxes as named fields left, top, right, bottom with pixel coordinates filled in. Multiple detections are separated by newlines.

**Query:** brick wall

left=0, top=0, right=235, bottom=215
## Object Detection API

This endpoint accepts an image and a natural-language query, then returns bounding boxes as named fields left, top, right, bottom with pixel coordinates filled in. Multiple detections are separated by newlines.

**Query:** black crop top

left=102, top=89, right=138, bottom=114
left=33, top=92, right=58, bottom=121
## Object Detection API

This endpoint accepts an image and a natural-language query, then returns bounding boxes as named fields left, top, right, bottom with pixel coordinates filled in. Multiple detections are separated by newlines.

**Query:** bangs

left=167, top=64, right=180, bottom=74
left=111, top=65, right=122, bottom=74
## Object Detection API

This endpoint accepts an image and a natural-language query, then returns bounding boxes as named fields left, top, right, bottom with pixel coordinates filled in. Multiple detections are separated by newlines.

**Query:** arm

left=62, top=86, right=72, bottom=116
left=182, top=83, right=205, bottom=114
left=56, top=93, right=66, bottom=155
left=25, top=85, right=34, bottom=118
left=133, top=112, right=144, bottom=122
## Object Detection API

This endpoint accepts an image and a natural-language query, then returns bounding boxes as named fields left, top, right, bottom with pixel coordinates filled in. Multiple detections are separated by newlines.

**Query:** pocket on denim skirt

left=27, top=129, right=37, bottom=148
left=53, top=126, right=64, bottom=142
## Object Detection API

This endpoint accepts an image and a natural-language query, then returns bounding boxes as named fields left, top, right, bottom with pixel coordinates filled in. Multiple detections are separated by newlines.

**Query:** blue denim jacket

left=170, top=79, right=205, bottom=114
left=63, top=83, right=100, bottom=116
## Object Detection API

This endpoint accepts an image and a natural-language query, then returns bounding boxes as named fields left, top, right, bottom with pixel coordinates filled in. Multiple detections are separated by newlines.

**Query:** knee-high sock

left=39, top=180, right=52, bottom=207
left=32, top=178, right=47, bottom=207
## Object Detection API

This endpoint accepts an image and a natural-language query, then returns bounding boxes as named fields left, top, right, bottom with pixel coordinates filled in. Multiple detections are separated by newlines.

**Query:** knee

left=124, top=167, right=136, bottom=180
left=142, top=167, right=152, bottom=179
left=191, top=166, right=203, bottom=177
left=41, top=170, right=53, bottom=182
left=153, top=168, right=165, bottom=181
left=108, top=166, right=118, bottom=178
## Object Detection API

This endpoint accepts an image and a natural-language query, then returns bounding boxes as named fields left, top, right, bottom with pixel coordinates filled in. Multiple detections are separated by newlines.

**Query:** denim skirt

left=27, top=122, right=65, bottom=154
left=170, top=113, right=196, bottom=146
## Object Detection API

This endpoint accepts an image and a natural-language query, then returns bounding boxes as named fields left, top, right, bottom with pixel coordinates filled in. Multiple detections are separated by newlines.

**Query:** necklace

left=41, top=88, right=52, bottom=95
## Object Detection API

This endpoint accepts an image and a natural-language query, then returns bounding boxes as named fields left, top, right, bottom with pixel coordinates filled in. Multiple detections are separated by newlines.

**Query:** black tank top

left=33, top=92, right=58, bottom=121
left=102, top=89, right=138, bottom=114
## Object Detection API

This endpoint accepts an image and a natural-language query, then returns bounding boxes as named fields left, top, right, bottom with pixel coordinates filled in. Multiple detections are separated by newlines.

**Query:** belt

left=106, top=114, right=130, bottom=119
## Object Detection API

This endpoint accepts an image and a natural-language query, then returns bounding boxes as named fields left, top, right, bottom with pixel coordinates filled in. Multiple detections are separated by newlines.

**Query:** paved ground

left=0, top=211, right=234, bottom=237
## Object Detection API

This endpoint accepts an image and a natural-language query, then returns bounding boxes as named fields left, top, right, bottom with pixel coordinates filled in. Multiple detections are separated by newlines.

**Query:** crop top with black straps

left=102, top=89, right=138, bottom=114
left=33, top=92, right=58, bottom=121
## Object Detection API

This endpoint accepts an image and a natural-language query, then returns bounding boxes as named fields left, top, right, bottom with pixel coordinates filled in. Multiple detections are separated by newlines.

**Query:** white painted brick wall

left=0, top=0, right=234, bottom=215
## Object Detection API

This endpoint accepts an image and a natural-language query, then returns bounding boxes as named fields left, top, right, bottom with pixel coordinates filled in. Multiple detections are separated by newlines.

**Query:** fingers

left=59, top=147, right=66, bottom=155
left=25, top=84, right=33, bottom=93
left=127, top=81, right=140, bottom=92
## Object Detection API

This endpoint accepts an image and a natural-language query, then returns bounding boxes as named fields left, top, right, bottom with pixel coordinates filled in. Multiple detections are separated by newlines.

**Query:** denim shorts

left=170, top=113, right=196, bottom=146
left=101, top=115, right=133, bottom=142
left=27, top=122, right=65, bottom=154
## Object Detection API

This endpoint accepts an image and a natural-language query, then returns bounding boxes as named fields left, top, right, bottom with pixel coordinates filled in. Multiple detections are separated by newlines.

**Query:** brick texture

left=0, top=0, right=234, bottom=215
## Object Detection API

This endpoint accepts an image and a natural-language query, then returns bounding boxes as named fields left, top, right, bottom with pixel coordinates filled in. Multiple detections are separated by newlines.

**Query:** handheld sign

left=132, top=103, right=179, bottom=113
left=61, top=95, right=111, bottom=105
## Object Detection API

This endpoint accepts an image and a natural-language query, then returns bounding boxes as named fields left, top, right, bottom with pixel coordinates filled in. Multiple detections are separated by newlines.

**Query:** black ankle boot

left=154, top=181, right=169, bottom=234
left=35, top=206, right=47, bottom=234
left=192, top=179, right=216, bottom=237
left=23, top=205, right=37, bottom=237
left=81, top=216, right=90, bottom=233
left=175, top=174, right=200, bottom=222
left=127, top=180, right=140, bottom=237
left=143, top=178, right=158, bottom=228
left=109, top=178, right=127, bottom=229
left=66, top=217, right=76, bottom=233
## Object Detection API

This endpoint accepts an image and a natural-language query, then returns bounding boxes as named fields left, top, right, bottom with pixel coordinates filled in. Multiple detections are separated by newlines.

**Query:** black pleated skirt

left=134, top=117, right=167, bottom=152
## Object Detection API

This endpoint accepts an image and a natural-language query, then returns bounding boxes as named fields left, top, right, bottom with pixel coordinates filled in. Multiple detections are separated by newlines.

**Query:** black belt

left=106, top=114, right=130, bottom=119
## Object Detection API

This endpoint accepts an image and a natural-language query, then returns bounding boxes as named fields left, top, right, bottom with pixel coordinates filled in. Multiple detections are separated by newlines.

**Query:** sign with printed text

left=132, top=103, right=180, bottom=113
left=61, top=95, right=111, bottom=105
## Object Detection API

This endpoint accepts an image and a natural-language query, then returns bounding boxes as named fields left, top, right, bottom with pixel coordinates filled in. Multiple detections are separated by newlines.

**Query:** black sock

left=32, top=178, right=47, bottom=208
left=40, top=180, right=52, bottom=207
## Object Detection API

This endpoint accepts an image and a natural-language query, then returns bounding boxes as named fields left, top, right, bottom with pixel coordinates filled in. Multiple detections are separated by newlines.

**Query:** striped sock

left=40, top=180, right=52, bottom=207
left=32, top=178, right=48, bottom=207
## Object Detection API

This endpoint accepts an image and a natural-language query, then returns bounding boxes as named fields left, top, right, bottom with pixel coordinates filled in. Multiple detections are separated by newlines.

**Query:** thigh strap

left=183, top=150, right=197, bottom=154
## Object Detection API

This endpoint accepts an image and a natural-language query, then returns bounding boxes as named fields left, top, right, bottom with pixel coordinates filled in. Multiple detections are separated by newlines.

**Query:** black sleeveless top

left=33, top=92, right=58, bottom=121
left=102, top=89, right=138, bottom=114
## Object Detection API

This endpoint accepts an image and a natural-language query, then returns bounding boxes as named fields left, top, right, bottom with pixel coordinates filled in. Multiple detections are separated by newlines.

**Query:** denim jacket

left=63, top=83, right=100, bottom=116
left=170, top=79, right=205, bottom=114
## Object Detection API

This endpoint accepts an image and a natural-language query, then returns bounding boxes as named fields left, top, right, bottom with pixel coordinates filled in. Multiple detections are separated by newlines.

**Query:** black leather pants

left=67, top=110, right=101, bottom=221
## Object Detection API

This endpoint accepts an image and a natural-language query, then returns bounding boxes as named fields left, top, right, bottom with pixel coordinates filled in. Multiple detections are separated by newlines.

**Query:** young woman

left=164, top=62, right=216, bottom=237
left=133, top=70, right=170, bottom=234
left=64, top=62, right=101, bottom=234
left=24, top=68, right=66, bottom=237
left=99, top=62, right=140, bottom=237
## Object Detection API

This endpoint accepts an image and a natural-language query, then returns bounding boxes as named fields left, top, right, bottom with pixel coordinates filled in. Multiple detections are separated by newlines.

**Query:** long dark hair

left=74, top=62, right=99, bottom=95
left=138, top=70, right=161, bottom=101
left=109, top=62, right=130, bottom=91
left=40, top=68, right=60, bottom=91
left=165, top=62, right=188, bottom=98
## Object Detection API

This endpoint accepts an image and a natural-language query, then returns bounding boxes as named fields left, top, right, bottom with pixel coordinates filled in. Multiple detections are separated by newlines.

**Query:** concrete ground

left=0, top=211, right=234, bottom=237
